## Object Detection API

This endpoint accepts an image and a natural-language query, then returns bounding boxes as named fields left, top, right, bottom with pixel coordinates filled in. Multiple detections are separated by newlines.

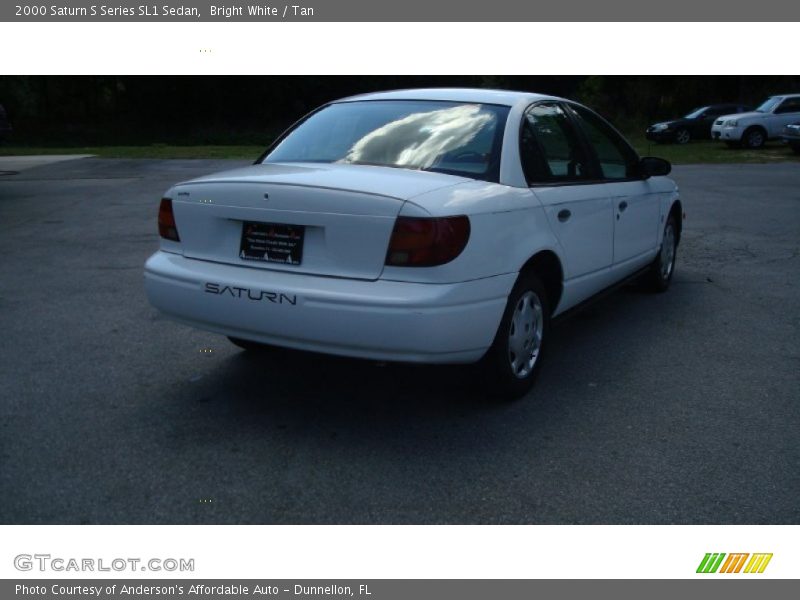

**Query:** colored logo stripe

left=744, top=553, right=773, bottom=573
left=697, top=553, right=773, bottom=574
left=719, top=553, right=749, bottom=573
left=697, top=553, right=726, bottom=573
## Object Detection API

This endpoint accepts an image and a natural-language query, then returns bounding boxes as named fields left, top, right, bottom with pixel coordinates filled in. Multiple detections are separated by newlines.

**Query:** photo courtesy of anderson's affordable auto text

left=1, top=1, right=799, bottom=597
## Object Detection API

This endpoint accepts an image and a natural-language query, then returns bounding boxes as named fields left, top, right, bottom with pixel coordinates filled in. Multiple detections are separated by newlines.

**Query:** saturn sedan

left=145, top=88, right=682, bottom=399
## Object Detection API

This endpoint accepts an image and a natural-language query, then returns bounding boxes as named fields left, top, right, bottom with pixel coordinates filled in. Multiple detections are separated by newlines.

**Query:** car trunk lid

left=170, top=162, right=467, bottom=280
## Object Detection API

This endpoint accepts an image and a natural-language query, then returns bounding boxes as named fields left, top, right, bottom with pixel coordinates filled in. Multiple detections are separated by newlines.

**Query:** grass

left=1, top=138, right=798, bottom=164
left=627, top=135, right=799, bottom=165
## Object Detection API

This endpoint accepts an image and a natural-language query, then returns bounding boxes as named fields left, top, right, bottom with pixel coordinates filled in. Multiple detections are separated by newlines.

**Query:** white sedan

left=145, top=88, right=681, bottom=398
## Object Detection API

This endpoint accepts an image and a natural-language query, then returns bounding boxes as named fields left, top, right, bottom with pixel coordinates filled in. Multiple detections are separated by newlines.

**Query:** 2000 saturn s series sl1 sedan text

left=144, top=88, right=682, bottom=399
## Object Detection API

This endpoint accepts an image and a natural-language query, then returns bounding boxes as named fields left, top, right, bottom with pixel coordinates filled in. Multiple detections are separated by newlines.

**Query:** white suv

left=711, top=94, right=800, bottom=148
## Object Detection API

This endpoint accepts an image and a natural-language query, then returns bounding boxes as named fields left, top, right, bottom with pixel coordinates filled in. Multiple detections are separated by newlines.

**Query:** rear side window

left=520, top=103, right=592, bottom=184
left=568, top=104, right=639, bottom=180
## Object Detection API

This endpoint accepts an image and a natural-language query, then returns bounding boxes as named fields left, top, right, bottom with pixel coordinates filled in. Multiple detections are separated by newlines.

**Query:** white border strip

left=0, top=22, right=797, bottom=75
left=1, top=525, right=797, bottom=579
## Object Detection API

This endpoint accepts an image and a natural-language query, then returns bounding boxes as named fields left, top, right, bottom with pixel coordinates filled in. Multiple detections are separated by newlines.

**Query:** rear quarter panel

left=381, top=181, right=562, bottom=285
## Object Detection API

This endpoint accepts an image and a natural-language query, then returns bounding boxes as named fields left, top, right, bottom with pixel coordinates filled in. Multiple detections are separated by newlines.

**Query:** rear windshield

left=263, top=100, right=510, bottom=182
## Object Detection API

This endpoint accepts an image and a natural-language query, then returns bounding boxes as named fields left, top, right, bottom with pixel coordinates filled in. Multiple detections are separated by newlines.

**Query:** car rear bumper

left=144, top=251, right=514, bottom=364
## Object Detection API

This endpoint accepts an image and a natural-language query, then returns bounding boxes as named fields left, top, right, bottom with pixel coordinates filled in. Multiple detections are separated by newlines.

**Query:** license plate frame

left=239, top=221, right=305, bottom=266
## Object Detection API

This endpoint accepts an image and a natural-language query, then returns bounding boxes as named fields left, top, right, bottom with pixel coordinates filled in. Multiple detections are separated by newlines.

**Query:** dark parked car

left=781, top=122, right=800, bottom=154
left=646, top=103, right=752, bottom=144
left=0, top=104, right=11, bottom=141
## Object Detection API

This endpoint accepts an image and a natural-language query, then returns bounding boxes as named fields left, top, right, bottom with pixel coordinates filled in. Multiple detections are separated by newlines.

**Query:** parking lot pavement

left=0, top=154, right=94, bottom=173
left=0, top=158, right=798, bottom=524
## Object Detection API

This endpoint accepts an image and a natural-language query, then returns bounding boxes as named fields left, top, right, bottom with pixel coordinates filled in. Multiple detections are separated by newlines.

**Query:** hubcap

left=507, top=291, right=543, bottom=379
left=676, top=130, right=690, bottom=144
left=660, top=223, right=675, bottom=279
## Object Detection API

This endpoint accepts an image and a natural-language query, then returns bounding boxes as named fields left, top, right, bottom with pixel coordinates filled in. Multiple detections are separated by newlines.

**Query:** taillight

left=385, top=216, right=470, bottom=267
left=158, top=198, right=180, bottom=242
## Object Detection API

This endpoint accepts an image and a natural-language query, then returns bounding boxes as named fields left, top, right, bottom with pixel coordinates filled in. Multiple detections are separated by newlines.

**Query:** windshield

left=264, top=100, right=510, bottom=181
left=755, top=97, right=781, bottom=113
left=683, top=106, right=709, bottom=119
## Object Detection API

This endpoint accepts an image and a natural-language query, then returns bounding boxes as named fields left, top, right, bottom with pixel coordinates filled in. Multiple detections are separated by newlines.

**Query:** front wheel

left=742, top=126, right=766, bottom=149
left=645, top=215, right=678, bottom=292
left=675, top=128, right=691, bottom=145
left=479, top=272, right=550, bottom=400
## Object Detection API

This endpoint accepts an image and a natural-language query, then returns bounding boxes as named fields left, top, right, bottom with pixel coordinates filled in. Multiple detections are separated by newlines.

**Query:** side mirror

left=640, top=156, right=671, bottom=178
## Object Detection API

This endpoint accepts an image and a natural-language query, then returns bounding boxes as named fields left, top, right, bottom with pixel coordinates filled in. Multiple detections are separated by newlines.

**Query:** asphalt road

left=1, top=158, right=798, bottom=524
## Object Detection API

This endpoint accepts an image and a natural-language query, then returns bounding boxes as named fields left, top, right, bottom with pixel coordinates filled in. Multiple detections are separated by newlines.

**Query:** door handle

left=618, top=201, right=628, bottom=212
left=557, top=209, right=571, bottom=223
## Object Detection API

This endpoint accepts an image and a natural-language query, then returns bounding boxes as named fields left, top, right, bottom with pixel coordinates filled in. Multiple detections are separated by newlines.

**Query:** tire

left=479, top=271, right=550, bottom=400
left=228, top=336, right=275, bottom=352
left=790, top=143, right=800, bottom=155
left=674, top=128, right=691, bottom=145
left=645, top=214, right=678, bottom=292
left=741, top=126, right=766, bottom=149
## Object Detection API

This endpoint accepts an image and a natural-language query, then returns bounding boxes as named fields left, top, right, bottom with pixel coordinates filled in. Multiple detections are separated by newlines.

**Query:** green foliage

left=1, top=76, right=798, bottom=148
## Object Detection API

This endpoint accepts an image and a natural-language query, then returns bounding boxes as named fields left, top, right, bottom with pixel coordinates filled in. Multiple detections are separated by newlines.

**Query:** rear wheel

left=742, top=126, right=766, bottom=149
left=645, top=215, right=678, bottom=292
left=480, top=272, right=550, bottom=400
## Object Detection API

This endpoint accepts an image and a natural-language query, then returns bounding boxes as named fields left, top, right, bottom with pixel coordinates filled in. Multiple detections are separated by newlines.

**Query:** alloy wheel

left=746, top=130, right=764, bottom=148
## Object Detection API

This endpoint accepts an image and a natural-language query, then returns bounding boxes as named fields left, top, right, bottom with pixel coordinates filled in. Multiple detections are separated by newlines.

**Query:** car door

left=688, top=108, right=710, bottom=138
left=771, top=97, right=800, bottom=136
left=566, top=103, right=661, bottom=277
left=521, top=103, right=615, bottom=302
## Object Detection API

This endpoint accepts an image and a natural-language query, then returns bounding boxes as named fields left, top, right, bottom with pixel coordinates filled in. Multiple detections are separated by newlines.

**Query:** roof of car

left=337, top=88, right=560, bottom=107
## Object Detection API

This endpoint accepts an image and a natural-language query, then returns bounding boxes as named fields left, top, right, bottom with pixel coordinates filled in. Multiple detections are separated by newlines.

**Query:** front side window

left=569, top=104, right=639, bottom=180
left=703, top=106, right=729, bottom=117
left=775, top=97, right=800, bottom=114
left=520, top=103, right=591, bottom=184
left=264, top=100, right=509, bottom=181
